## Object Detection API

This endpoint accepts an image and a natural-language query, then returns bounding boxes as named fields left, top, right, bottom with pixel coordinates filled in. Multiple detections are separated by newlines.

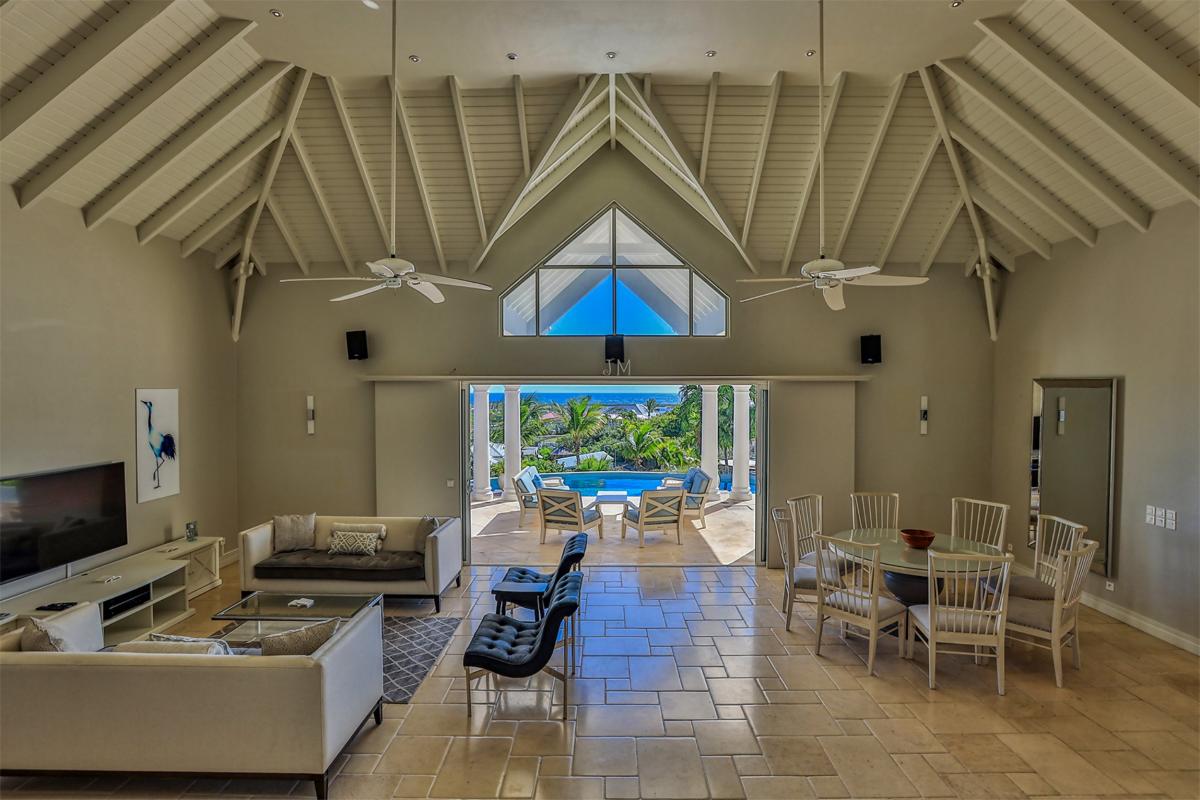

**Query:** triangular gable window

left=502, top=206, right=726, bottom=337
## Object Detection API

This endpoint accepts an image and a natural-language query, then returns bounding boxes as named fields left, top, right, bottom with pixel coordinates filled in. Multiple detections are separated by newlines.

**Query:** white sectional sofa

left=240, top=515, right=463, bottom=610
left=0, top=602, right=384, bottom=798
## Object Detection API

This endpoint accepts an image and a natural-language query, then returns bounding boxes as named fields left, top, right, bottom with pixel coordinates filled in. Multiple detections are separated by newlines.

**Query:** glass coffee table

left=214, top=591, right=382, bottom=645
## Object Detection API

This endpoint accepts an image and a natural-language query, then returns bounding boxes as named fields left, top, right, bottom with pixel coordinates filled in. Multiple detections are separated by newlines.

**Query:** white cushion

left=910, top=604, right=999, bottom=635
left=18, top=603, right=103, bottom=652
left=791, top=563, right=841, bottom=590
left=999, top=575, right=1057, bottom=601
left=825, top=591, right=905, bottom=620
left=114, top=640, right=224, bottom=655
left=1006, top=597, right=1055, bottom=632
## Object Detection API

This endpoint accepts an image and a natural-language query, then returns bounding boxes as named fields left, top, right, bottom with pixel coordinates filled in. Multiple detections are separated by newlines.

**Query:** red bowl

left=900, top=528, right=936, bottom=549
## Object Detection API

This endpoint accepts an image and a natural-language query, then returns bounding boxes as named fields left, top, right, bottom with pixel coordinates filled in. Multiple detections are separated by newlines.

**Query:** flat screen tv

left=0, top=462, right=128, bottom=584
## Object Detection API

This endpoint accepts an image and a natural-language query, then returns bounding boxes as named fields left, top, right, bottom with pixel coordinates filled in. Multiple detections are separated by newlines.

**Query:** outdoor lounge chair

left=659, top=467, right=712, bottom=528
left=621, top=489, right=685, bottom=547
left=538, top=489, right=603, bottom=544
left=512, top=466, right=565, bottom=527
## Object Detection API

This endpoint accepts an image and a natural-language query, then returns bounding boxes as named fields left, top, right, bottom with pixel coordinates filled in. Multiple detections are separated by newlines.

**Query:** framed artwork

left=135, top=388, right=179, bottom=503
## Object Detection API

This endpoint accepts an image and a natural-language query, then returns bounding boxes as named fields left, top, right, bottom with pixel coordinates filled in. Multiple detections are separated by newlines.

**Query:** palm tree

left=519, top=397, right=546, bottom=446
left=643, top=397, right=660, bottom=418
left=617, top=420, right=665, bottom=468
left=556, top=396, right=605, bottom=460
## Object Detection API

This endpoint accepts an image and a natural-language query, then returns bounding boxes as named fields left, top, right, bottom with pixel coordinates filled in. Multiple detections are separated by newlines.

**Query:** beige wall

left=0, top=189, right=238, bottom=599
left=375, top=382, right=463, bottom=517
left=992, top=202, right=1199, bottom=639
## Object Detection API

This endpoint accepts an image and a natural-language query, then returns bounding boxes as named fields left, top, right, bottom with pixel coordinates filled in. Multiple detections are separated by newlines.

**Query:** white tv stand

left=0, top=537, right=223, bottom=646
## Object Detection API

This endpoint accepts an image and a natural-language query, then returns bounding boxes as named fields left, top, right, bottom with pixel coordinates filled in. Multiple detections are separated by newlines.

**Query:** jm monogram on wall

left=602, top=359, right=632, bottom=376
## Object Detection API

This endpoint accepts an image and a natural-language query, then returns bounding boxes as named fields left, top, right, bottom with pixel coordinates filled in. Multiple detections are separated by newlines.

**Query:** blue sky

left=543, top=275, right=679, bottom=336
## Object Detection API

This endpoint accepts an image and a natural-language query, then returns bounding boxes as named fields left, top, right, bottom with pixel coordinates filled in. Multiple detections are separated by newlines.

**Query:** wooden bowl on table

left=900, top=528, right=936, bottom=549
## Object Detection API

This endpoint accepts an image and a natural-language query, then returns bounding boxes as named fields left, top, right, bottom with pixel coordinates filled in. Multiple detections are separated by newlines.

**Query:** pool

left=490, top=470, right=757, bottom=496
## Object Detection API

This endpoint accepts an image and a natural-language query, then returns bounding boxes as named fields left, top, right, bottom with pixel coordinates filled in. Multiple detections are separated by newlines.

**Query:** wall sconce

left=1056, top=395, right=1066, bottom=435
left=920, top=395, right=929, bottom=435
left=306, top=394, right=316, bottom=435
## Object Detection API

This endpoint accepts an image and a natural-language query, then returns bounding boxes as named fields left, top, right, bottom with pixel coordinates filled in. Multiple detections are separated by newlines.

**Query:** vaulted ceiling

left=1, top=0, right=1197, bottom=340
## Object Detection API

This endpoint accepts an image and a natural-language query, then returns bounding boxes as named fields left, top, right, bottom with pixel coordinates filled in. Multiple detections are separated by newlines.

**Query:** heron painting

left=135, top=388, right=179, bottom=502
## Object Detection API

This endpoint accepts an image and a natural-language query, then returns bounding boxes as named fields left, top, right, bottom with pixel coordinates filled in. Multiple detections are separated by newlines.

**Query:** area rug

left=382, top=616, right=462, bottom=703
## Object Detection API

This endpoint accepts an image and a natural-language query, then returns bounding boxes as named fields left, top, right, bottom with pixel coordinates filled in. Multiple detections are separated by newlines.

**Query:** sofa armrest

left=424, top=518, right=463, bottom=595
left=315, top=605, right=383, bottom=767
left=239, top=522, right=273, bottom=590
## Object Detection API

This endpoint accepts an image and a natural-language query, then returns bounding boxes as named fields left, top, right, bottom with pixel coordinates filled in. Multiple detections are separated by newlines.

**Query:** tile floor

left=3, top=563, right=1198, bottom=799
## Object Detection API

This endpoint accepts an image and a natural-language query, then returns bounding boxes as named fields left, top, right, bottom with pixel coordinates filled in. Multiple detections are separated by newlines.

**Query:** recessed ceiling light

left=605, top=51, right=618, bottom=59
left=506, top=52, right=519, bottom=61
left=705, top=50, right=717, bottom=58
left=408, top=54, right=421, bottom=63
left=268, top=8, right=283, bottom=18
left=950, top=0, right=963, bottom=6
left=806, top=49, right=816, bottom=57
left=361, top=0, right=380, bottom=8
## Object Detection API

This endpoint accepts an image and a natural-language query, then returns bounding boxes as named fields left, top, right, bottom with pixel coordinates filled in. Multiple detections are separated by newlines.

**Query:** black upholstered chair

left=495, top=533, right=588, bottom=618
left=464, top=572, right=583, bottom=720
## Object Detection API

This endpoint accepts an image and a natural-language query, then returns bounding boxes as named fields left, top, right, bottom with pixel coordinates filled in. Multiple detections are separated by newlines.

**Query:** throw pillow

left=18, top=617, right=64, bottom=652
left=273, top=513, right=317, bottom=553
left=114, top=640, right=225, bottom=655
left=414, top=516, right=438, bottom=554
left=149, top=633, right=232, bottom=655
left=329, top=530, right=379, bottom=556
left=260, top=618, right=339, bottom=656
left=330, top=522, right=387, bottom=542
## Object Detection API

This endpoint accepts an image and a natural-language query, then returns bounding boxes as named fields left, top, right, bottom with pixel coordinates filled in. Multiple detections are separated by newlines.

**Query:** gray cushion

left=1006, top=597, right=1055, bottom=631
left=985, top=574, right=1056, bottom=601
left=520, top=495, right=539, bottom=508
left=261, top=619, right=339, bottom=656
left=273, top=513, right=316, bottom=553
left=254, top=548, right=424, bottom=582
left=791, top=563, right=843, bottom=591
left=910, top=604, right=1000, bottom=635
left=114, top=640, right=224, bottom=655
left=826, top=591, right=906, bottom=620
left=582, top=507, right=601, bottom=524
left=415, top=516, right=438, bottom=553
left=515, top=475, right=536, bottom=495
left=149, top=633, right=232, bottom=655
left=329, top=530, right=379, bottom=556
left=800, top=552, right=853, bottom=575
left=684, top=495, right=705, bottom=510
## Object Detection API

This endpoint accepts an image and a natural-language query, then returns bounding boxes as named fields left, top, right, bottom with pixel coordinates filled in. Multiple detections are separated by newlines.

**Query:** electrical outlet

left=446, top=479, right=455, bottom=488
left=1105, top=581, right=1115, bottom=592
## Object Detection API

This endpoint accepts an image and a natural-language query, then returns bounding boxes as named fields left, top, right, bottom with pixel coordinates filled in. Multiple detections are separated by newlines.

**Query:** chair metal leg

left=465, top=666, right=473, bottom=717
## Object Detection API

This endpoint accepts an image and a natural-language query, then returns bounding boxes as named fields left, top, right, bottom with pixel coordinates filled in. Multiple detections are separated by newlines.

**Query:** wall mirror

left=1028, top=378, right=1118, bottom=577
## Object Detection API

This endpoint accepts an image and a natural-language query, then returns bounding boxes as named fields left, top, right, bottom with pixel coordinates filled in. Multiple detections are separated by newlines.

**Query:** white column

left=730, top=384, right=752, bottom=501
left=502, top=384, right=522, bottom=501
left=700, top=384, right=720, bottom=496
left=471, top=385, right=493, bottom=501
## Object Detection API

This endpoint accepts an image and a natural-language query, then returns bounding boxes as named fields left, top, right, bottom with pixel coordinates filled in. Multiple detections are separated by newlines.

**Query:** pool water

left=490, top=470, right=757, bottom=497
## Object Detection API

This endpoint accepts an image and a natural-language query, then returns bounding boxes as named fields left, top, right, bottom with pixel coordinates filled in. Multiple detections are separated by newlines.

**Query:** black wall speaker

left=346, top=330, right=368, bottom=361
left=860, top=334, right=882, bottom=365
left=605, top=334, right=625, bottom=363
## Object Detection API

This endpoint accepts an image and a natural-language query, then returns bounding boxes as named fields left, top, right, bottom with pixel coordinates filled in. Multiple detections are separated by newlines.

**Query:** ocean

left=485, top=390, right=681, bottom=408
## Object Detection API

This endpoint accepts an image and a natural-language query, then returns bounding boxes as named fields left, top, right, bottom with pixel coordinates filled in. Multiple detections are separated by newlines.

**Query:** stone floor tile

left=512, top=720, right=575, bottom=756
left=891, top=753, right=956, bottom=797
left=757, top=736, right=837, bottom=776
left=739, top=776, right=817, bottom=798
left=693, top=720, right=762, bottom=755
left=575, top=705, right=664, bottom=737
left=818, top=735, right=920, bottom=797
left=377, top=736, right=452, bottom=774
left=996, top=733, right=1127, bottom=796
left=745, top=704, right=841, bottom=736
left=702, top=756, right=746, bottom=799
left=500, top=756, right=540, bottom=799
left=602, top=777, right=639, bottom=799
left=532, top=776, right=606, bottom=800
left=572, top=738, right=637, bottom=776
left=428, top=737, right=512, bottom=798
left=660, top=691, right=718, bottom=719
left=636, top=738, right=709, bottom=798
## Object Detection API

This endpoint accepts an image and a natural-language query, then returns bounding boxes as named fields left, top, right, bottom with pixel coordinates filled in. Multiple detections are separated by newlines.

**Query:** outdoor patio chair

left=464, top=572, right=583, bottom=720
left=512, top=466, right=566, bottom=527
left=660, top=467, right=712, bottom=528
left=538, top=488, right=603, bottom=544
left=496, top=533, right=588, bottom=619
left=621, top=489, right=685, bottom=547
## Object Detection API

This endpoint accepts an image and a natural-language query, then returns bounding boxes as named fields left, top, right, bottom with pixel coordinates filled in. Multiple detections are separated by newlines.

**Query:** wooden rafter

left=780, top=72, right=846, bottom=274
left=920, top=197, right=963, bottom=276
left=971, top=184, right=1051, bottom=260
left=514, top=75, right=530, bottom=176
left=878, top=131, right=939, bottom=270
left=180, top=185, right=258, bottom=258
left=981, top=262, right=998, bottom=341
left=986, top=237, right=1017, bottom=273
left=449, top=76, right=487, bottom=241
left=0, top=0, right=172, bottom=143
left=19, top=19, right=255, bottom=209
left=290, top=128, right=355, bottom=274
left=265, top=193, right=308, bottom=274
left=699, top=72, right=719, bottom=184
left=327, top=75, right=389, bottom=248
left=947, top=116, right=1096, bottom=247
left=977, top=18, right=1197, bottom=206
left=741, top=72, right=782, bottom=245
left=211, top=237, right=242, bottom=270
left=920, top=68, right=987, bottom=266
left=84, top=60, right=292, bottom=230
left=1063, top=0, right=1199, bottom=111
left=608, top=73, right=618, bottom=149
left=834, top=73, right=905, bottom=259
left=389, top=77, right=446, bottom=272
left=937, top=58, right=1151, bottom=232
left=137, top=118, right=283, bottom=244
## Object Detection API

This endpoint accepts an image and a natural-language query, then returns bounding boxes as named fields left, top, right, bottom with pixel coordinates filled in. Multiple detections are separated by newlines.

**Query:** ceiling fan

left=280, top=0, right=492, bottom=304
left=738, top=0, right=926, bottom=312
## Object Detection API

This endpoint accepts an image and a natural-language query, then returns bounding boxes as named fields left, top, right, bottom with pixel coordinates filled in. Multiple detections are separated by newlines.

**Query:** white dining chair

left=538, top=489, right=603, bottom=544
left=950, top=497, right=1010, bottom=551
left=1005, top=539, right=1099, bottom=687
left=620, top=489, right=685, bottom=547
left=1009, top=514, right=1088, bottom=601
left=850, top=492, right=900, bottom=529
left=907, top=549, right=1014, bottom=695
left=772, top=506, right=824, bottom=631
left=813, top=534, right=907, bottom=675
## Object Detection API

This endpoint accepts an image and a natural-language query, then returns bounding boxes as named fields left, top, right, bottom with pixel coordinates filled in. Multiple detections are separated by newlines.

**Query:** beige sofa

left=240, top=516, right=463, bottom=611
left=0, top=603, right=384, bottom=799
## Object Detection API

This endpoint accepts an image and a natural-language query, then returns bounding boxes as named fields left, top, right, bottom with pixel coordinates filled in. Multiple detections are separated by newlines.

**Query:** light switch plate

left=1166, top=509, right=1177, bottom=531
left=1154, top=508, right=1166, bottom=527
left=1105, top=581, right=1115, bottom=592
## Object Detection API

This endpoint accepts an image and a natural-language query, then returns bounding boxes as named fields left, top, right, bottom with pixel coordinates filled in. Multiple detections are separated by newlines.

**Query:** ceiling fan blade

left=817, top=265, right=879, bottom=279
left=850, top=275, right=929, bottom=286
left=280, top=277, right=376, bottom=283
left=735, top=277, right=810, bottom=284
left=410, top=272, right=492, bottom=290
left=822, top=282, right=846, bottom=311
left=330, top=284, right=388, bottom=302
left=409, top=280, right=445, bottom=304
left=739, top=282, right=812, bottom=303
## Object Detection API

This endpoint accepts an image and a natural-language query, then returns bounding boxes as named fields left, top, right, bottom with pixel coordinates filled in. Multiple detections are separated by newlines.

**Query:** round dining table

left=828, top=528, right=1000, bottom=605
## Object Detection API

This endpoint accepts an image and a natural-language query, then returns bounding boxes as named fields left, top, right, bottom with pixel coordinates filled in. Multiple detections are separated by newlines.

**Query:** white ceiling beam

left=699, top=72, right=719, bottom=184
left=964, top=250, right=981, bottom=278
left=986, top=237, right=1017, bottom=273
left=326, top=75, right=389, bottom=249
left=449, top=76, right=488, bottom=242
left=780, top=72, right=847, bottom=274
left=608, top=73, right=618, bottom=149
left=137, top=118, right=282, bottom=244
left=642, top=73, right=652, bottom=98
left=179, top=185, right=257, bottom=258
left=1063, top=0, right=1198, bottom=111
left=18, top=19, right=254, bottom=209
left=0, top=0, right=173, bottom=143
left=937, top=58, right=1151, bottom=232
left=947, top=115, right=1096, bottom=247
left=920, top=66, right=989, bottom=271
left=514, top=75, right=530, bottom=177
left=877, top=131, right=939, bottom=270
left=977, top=18, right=1197, bottom=206
left=290, top=128, right=355, bottom=274
left=971, top=184, right=1051, bottom=260
left=741, top=71, right=782, bottom=246
left=265, top=193, right=308, bottom=274
left=211, top=237, right=242, bottom=270
left=921, top=197, right=963, bottom=276
left=390, top=77, right=446, bottom=272
left=231, top=259, right=251, bottom=343
left=834, top=73, right=906, bottom=259
left=84, top=60, right=291, bottom=230
left=981, top=265, right=998, bottom=341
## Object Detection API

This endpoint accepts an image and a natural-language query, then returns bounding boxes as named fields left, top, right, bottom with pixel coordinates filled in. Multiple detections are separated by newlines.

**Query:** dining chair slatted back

left=772, top=507, right=796, bottom=580
left=850, top=492, right=900, bottom=529
left=786, top=494, right=822, bottom=563
left=951, top=497, right=1010, bottom=551
left=1033, top=515, right=1088, bottom=585
left=1054, top=539, right=1098, bottom=626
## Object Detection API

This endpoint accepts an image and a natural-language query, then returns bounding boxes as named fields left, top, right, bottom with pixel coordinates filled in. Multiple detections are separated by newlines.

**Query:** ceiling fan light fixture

left=950, top=0, right=963, bottom=6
